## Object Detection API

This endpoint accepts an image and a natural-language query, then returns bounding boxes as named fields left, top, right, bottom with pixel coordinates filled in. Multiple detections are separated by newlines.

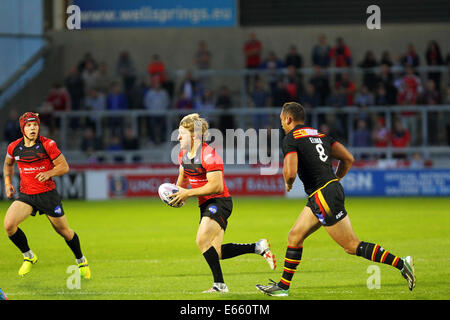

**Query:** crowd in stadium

left=3, top=34, right=450, bottom=158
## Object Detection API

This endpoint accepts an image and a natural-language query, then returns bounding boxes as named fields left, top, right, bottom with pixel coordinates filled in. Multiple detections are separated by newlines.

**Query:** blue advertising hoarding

left=74, top=0, right=237, bottom=28
left=340, top=169, right=450, bottom=196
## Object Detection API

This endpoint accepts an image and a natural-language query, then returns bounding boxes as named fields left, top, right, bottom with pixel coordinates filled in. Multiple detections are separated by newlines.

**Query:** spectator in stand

left=85, top=88, right=106, bottom=129
left=243, top=32, right=262, bottom=91
left=380, top=50, right=393, bottom=67
left=445, top=85, right=450, bottom=145
left=327, top=86, right=347, bottom=108
left=446, top=53, right=450, bottom=79
left=123, top=127, right=140, bottom=150
left=195, top=88, right=215, bottom=111
left=106, top=135, right=124, bottom=163
left=194, top=40, right=212, bottom=87
left=420, top=79, right=441, bottom=144
left=42, top=82, right=71, bottom=132
left=285, top=45, right=303, bottom=69
left=244, top=32, right=262, bottom=69
left=390, top=119, right=411, bottom=159
left=106, top=82, right=129, bottom=111
left=122, top=127, right=141, bottom=163
left=147, top=54, right=166, bottom=84
left=80, top=127, right=103, bottom=163
left=373, top=117, right=389, bottom=147
left=420, top=79, right=441, bottom=105
left=425, top=40, right=444, bottom=90
left=354, top=85, right=374, bottom=107
left=282, top=65, right=303, bottom=102
left=81, top=60, right=100, bottom=94
left=311, top=34, right=330, bottom=67
left=329, top=37, right=352, bottom=81
left=309, top=65, right=330, bottom=106
left=106, top=82, right=129, bottom=137
left=85, top=88, right=106, bottom=111
left=161, top=71, right=175, bottom=101
left=301, top=83, right=320, bottom=125
left=397, top=65, right=422, bottom=105
left=3, top=109, right=21, bottom=143
left=374, top=85, right=389, bottom=106
left=216, top=85, right=234, bottom=134
left=376, top=64, right=397, bottom=105
left=301, top=83, right=320, bottom=110
left=261, top=51, right=285, bottom=101
left=250, top=79, right=271, bottom=131
left=335, top=73, right=356, bottom=106
left=358, top=50, right=379, bottom=91
left=175, top=92, right=194, bottom=110
left=401, top=43, right=420, bottom=68
left=372, top=117, right=389, bottom=159
left=354, top=85, right=374, bottom=123
left=178, top=70, right=197, bottom=105
left=353, top=119, right=372, bottom=158
left=194, top=40, right=212, bottom=70
left=96, top=62, right=111, bottom=95
left=77, top=52, right=97, bottom=73
left=65, top=66, right=84, bottom=111
left=116, top=51, right=136, bottom=98
left=143, top=76, right=170, bottom=144
left=272, top=80, right=290, bottom=107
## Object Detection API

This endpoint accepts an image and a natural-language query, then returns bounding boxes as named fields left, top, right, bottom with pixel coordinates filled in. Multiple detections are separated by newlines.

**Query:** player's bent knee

left=3, top=220, right=17, bottom=236
left=287, top=228, right=304, bottom=247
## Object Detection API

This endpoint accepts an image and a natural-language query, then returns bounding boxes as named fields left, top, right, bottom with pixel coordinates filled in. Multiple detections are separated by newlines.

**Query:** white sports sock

left=23, top=250, right=34, bottom=259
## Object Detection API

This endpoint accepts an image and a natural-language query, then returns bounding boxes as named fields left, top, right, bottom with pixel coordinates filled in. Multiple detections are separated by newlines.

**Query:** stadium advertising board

left=340, top=169, right=450, bottom=196
left=108, top=173, right=285, bottom=198
left=74, top=0, right=237, bottom=28
left=0, top=172, right=85, bottom=200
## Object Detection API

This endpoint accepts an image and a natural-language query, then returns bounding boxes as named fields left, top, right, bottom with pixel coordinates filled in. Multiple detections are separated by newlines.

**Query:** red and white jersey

left=7, top=136, right=62, bottom=195
left=178, top=143, right=230, bottom=205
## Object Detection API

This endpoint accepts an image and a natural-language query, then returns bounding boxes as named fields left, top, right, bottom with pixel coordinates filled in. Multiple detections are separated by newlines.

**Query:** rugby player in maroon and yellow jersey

left=168, top=113, right=276, bottom=293
left=3, top=112, right=90, bottom=278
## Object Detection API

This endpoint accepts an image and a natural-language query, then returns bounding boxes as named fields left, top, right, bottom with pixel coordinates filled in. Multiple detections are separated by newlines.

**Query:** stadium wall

left=2, top=167, right=450, bottom=201
left=48, top=22, right=450, bottom=79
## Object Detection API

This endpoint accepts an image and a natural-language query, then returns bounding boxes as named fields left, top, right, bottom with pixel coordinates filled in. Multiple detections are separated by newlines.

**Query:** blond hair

left=179, top=113, right=209, bottom=140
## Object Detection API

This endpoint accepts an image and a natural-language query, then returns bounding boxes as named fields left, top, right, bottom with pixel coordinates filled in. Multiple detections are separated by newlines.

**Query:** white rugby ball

left=158, top=183, right=185, bottom=208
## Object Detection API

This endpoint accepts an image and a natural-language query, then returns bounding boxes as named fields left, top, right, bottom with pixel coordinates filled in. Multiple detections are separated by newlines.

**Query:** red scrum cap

left=19, top=112, right=40, bottom=135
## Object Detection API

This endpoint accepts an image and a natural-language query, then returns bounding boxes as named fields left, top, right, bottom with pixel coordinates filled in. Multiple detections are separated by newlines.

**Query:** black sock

left=9, top=228, right=30, bottom=253
left=356, top=241, right=404, bottom=270
left=278, top=246, right=303, bottom=290
left=65, top=233, right=83, bottom=260
left=203, top=246, right=224, bottom=283
left=221, top=243, right=256, bottom=260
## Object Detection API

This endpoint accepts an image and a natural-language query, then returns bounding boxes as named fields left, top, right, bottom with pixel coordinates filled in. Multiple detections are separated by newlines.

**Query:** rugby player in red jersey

left=3, top=112, right=90, bottom=278
left=168, top=113, right=276, bottom=293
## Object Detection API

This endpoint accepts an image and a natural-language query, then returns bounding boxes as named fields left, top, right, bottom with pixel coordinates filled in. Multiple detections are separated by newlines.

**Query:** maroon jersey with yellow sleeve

left=6, top=136, right=62, bottom=195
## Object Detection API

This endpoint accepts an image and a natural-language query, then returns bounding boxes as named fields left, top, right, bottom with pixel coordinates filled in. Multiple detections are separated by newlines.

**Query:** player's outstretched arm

left=331, top=142, right=354, bottom=179
left=35, top=154, right=70, bottom=182
left=3, top=156, right=16, bottom=198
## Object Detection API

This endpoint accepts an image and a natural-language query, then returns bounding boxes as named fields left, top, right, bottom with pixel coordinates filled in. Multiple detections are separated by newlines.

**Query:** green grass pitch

left=0, top=197, right=449, bottom=300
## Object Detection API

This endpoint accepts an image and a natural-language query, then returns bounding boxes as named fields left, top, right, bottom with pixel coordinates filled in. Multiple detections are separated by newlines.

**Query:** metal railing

left=49, top=105, right=450, bottom=164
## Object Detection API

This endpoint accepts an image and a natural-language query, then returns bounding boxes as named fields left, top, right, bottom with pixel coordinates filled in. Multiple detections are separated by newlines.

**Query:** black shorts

left=306, top=180, right=347, bottom=226
left=199, top=197, right=233, bottom=231
left=17, top=189, right=65, bottom=218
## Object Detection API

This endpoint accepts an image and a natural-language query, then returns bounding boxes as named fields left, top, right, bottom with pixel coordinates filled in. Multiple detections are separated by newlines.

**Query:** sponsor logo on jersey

left=293, top=128, right=325, bottom=140
left=54, top=205, right=63, bottom=216
left=208, top=205, right=218, bottom=214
